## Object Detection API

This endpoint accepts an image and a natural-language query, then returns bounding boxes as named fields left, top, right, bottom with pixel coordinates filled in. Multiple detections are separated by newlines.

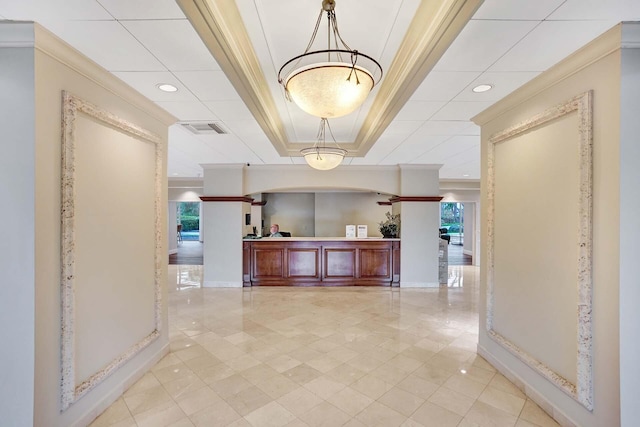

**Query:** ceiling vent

left=181, top=122, right=228, bottom=135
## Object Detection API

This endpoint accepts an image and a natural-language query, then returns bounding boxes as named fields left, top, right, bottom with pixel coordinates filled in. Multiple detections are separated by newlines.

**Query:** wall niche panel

left=60, top=92, right=162, bottom=410
left=486, top=92, right=593, bottom=410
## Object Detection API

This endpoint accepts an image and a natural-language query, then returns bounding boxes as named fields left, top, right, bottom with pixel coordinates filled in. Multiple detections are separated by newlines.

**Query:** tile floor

left=90, top=265, right=559, bottom=427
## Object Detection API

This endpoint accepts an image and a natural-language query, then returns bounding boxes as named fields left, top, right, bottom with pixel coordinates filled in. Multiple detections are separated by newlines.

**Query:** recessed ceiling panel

left=433, top=20, right=539, bottom=72
left=203, top=100, right=256, bottom=122
left=113, top=71, right=198, bottom=102
left=549, top=0, right=640, bottom=20
left=122, top=20, right=221, bottom=71
left=431, top=101, right=493, bottom=121
left=155, top=101, right=219, bottom=121
left=174, top=71, right=241, bottom=101
left=454, top=71, right=540, bottom=102
left=0, top=0, right=111, bottom=20
left=412, top=71, right=481, bottom=101
left=42, top=20, right=166, bottom=71
left=99, top=0, right=186, bottom=20
left=471, top=0, right=565, bottom=20
left=394, top=101, right=444, bottom=121
left=490, top=20, right=617, bottom=72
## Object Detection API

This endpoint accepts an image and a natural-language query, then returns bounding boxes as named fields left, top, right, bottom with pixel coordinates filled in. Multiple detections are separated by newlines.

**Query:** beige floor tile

left=282, top=364, right=323, bottom=385
left=240, top=363, right=280, bottom=384
left=411, top=365, right=453, bottom=386
left=124, top=385, right=173, bottom=415
left=183, top=354, right=222, bottom=372
left=190, top=399, right=242, bottom=426
left=266, top=355, right=303, bottom=373
left=399, top=346, right=436, bottom=363
left=226, top=418, right=253, bottom=427
left=284, top=419, right=311, bottom=427
left=154, top=363, right=196, bottom=385
left=195, top=362, right=235, bottom=385
left=244, top=401, right=297, bottom=427
left=225, top=385, right=273, bottom=416
left=210, top=373, right=254, bottom=399
left=133, top=401, right=186, bottom=427
left=174, top=345, right=210, bottom=362
left=226, top=354, right=262, bottom=372
left=518, top=400, right=560, bottom=427
left=410, top=401, right=462, bottom=427
left=489, top=374, right=526, bottom=399
left=442, top=374, right=487, bottom=399
left=386, top=354, right=424, bottom=374
left=343, top=418, right=368, bottom=427
left=514, top=419, right=539, bottom=427
left=277, top=387, right=323, bottom=417
left=325, top=346, right=359, bottom=363
left=152, top=354, right=183, bottom=372
left=162, top=374, right=207, bottom=400
left=326, top=386, right=374, bottom=416
left=378, top=387, right=425, bottom=417
left=256, top=374, right=300, bottom=399
left=463, top=401, right=518, bottom=427
left=305, top=354, right=343, bottom=373
left=166, top=418, right=195, bottom=427
left=369, top=363, right=411, bottom=385
left=427, top=386, right=475, bottom=416
left=356, top=401, right=407, bottom=426
left=478, top=386, right=526, bottom=417
left=457, top=365, right=496, bottom=385
left=351, top=373, right=395, bottom=400
left=298, top=401, right=352, bottom=427
left=89, top=398, right=132, bottom=427
left=174, top=386, right=221, bottom=416
left=303, top=375, right=346, bottom=399
left=324, top=363, right=368, bottom=385
left=396, top=376, right=440, bottom=400
left=124, top=373, right=161, bottom=398
left=346, top=354, right=385, bottom=372
left=400, top=419, right=426, bottom=427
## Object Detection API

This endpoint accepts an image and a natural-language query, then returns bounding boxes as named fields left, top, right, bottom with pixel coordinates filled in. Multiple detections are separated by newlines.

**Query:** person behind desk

left=269, top=224, right=283, bottom=237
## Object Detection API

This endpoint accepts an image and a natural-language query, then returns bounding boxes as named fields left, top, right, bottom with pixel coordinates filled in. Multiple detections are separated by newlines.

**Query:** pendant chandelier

left=301, top=118, right=347, bottom=170
left=278, top=0, right=383, bottom=119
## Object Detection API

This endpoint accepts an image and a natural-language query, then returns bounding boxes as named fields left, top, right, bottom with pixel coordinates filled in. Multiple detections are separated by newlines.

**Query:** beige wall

left=474, top=24, right=629, bottom=427
left=314, top=192, right=390, bottom=237
left=28, top=24, right=173, bottom=427
left=263, top=193, right=315, bottom=237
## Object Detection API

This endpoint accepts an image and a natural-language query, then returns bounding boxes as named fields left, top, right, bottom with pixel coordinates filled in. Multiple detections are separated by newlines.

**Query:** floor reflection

left=172, top=265, right=203, bottom=290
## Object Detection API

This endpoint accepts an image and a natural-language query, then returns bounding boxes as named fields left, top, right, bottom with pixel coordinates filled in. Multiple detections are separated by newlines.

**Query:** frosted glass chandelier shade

left=283, top=62, right=374, bottom=118
left=277, top=0, right=382, bottom=119
left=301, top=146, right=347, bottom=170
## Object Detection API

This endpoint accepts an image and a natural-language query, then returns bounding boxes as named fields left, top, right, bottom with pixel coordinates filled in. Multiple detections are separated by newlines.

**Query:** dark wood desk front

left=243, top=238, right=400, bottom=287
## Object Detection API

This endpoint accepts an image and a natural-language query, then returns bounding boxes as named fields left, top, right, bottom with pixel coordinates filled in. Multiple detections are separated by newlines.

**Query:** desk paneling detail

left=244, top=240, right=399, bottom=287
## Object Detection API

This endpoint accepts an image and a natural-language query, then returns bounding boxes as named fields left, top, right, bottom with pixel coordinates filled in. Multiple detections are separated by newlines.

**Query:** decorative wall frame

left=486, top=91, right=593, bottom=410
left=60, top=91, right=163, bottom=410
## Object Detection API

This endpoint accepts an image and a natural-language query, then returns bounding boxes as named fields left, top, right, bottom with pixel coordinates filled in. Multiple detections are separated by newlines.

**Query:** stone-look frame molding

left=486, top=91, right=593, bottom=410
left=60, top=91, right=163, bottom=411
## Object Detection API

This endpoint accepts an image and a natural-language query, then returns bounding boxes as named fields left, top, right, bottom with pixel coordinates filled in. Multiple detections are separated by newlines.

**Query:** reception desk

left=243, top=238, right=400, bottom=287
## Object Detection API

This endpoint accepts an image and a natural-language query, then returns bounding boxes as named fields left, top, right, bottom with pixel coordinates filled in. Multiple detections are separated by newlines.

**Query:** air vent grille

left=181, top=122, right=228, bottom=135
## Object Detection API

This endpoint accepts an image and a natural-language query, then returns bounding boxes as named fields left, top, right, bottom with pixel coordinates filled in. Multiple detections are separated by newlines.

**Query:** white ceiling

left=1, top=0, right=639, bottom=180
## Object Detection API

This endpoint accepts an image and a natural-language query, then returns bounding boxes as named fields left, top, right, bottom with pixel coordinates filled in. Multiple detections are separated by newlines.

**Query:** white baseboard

left=168, top=249, right=178, bottom=255
left=463, top=249, right=472, bottom=256
left=477, top=344, right=578, bottom=427
left=204, top=281, right=242, bottom=288
left=400, top=281, right=441, bottom=288
left=73, top=342, right=170, bottom=427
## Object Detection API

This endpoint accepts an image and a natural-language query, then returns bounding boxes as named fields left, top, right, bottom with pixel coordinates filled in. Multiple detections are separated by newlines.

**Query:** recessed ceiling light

left=172, top=173, right=179, bottom=176
left=157, top=83, right=178, bottom=92
left=472, top=84, right=493, bottom=93
left=463, top=174, right=470, bottom=177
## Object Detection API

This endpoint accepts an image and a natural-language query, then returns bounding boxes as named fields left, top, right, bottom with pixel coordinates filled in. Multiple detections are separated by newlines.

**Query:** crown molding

left=32, top=24, right=176, bottom=127
left=200, top=196, right=253, bottom=203
left=354, top=0, right=483, bottom=156
left=473, top=22, right=632, bottom=126
left=177, top=0, right=480, bottom=158
left=177, top=0, right=290, bottom=156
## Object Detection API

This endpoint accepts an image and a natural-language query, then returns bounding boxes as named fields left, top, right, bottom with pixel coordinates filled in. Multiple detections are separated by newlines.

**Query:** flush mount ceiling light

left=301, top=118, right=347, bottom=170
left=278, top=0, right=383, bottom=119
left=472, top=84, right=493, bottom=93
left=156, top=83, right=178, bottom=92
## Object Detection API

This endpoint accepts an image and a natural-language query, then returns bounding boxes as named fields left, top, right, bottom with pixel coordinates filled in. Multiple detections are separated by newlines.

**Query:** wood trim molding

left=200, top=196, right=254, bottom=203
left=251, top=200, right=267, bottom=206
left=486, top=91, right=593, bottom=410
left=377, top=201, right=392, bottom=206
left=389, top=196, right=443, bottom=203
left=60, top=91, right=163, bottom=410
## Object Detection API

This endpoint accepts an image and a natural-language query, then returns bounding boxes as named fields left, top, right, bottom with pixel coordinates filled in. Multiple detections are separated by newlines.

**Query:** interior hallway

left=90, top=265, right=558, bottom=427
